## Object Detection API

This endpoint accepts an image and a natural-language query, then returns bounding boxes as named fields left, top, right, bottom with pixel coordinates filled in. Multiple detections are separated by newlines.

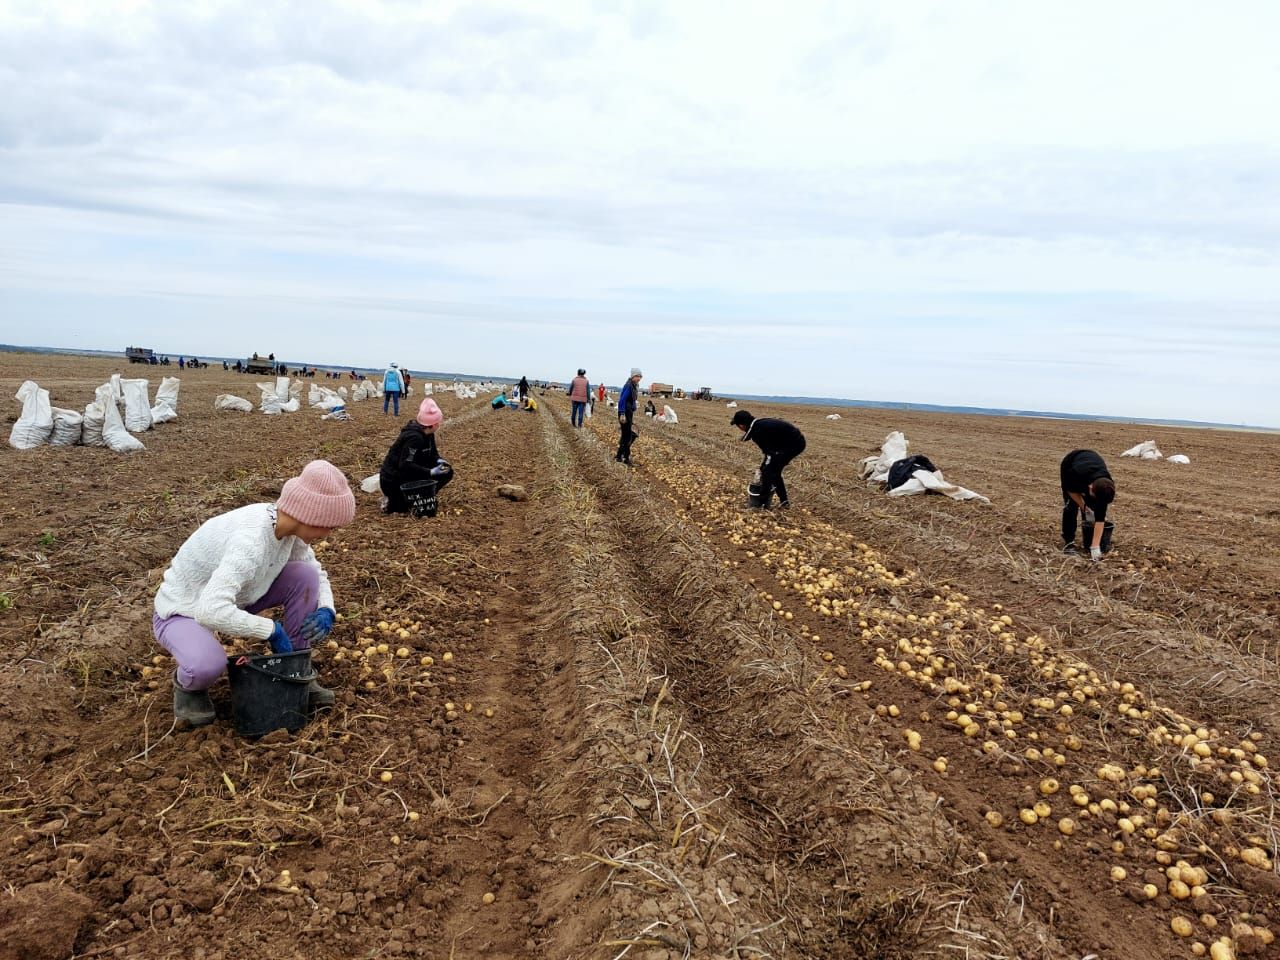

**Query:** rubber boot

left=173, top=675, right=216, bottom=727
left=307, top=679, right=335, bottom=709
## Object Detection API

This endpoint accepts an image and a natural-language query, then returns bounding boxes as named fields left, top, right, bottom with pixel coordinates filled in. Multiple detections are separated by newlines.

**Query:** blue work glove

left=298, top=607, right=336, bottom=644
left=268, top=621, right=293, bottom=654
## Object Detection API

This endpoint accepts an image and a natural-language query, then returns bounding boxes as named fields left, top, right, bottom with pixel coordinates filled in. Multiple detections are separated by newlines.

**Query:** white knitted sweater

left=154, top=503, right=335, bottom=640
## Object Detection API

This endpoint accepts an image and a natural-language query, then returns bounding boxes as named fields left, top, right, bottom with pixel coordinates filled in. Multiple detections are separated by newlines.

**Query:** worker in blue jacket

left=615, top=368, right=642, bottom=465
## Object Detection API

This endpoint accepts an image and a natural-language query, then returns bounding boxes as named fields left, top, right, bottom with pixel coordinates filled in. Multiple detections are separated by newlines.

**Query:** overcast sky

left=1, top=1, right=1277, bottom=425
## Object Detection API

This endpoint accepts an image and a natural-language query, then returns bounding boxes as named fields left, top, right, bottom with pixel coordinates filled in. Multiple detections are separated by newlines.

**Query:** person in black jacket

left=731, top=410, right=806, bottom=508
left=379, top=398, right=454, bottom=515
left=1060, top=449, right=1115, bottom=560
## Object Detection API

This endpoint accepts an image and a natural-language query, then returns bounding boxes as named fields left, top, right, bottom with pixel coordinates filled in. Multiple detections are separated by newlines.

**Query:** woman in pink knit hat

left=152, top=459, right=356, bottom=727
left=379, top=397, right=454, bottom=516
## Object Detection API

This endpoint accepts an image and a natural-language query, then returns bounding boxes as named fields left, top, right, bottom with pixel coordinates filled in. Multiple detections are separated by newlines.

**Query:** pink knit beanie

left=416, top=398, right=443, bottom=428
left=278, top=460, right=356, bottom=528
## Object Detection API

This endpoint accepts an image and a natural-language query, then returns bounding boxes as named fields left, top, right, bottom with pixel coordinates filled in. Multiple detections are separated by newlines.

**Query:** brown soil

left=1, top=352, right=1276, bottom=960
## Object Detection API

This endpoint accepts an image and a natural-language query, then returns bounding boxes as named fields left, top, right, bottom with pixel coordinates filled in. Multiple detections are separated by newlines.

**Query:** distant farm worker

left=568, top=369, right=591, bottom=428
left=518, top=376, right=530, bottom=401
left=615, top=368, right=643, bottom=464
left=597, top=382, right=606, bottom=405
left=153, top=460, right=355, bottom=727
left=382, top=362, right=405, bottom=416
left=379, top=398, right=454, bottom=515
left=731, top=410, right=806, bottom=509
left=1060, top=449, right=1115, bottom=560
left=400, top=368, right=411, bottom=395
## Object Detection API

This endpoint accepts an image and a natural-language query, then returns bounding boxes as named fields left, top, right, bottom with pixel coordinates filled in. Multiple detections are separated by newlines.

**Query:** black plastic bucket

left=747, top=481, right=765, bottom=508
left=1082, top=520, right=1115, bottom=553
left=226, top=650, right=315, bottom=738
left=400, top=479, right=439, bottom=518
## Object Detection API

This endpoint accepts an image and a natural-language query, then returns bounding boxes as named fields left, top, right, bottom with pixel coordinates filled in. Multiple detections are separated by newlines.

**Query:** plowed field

left=2, top=352, right=1277, bottom=960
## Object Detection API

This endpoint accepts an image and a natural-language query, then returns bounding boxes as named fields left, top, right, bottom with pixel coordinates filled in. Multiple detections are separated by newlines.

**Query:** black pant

left=759, top=440, right=805, bottom=506
left=615, top=412, right=636, bottom=463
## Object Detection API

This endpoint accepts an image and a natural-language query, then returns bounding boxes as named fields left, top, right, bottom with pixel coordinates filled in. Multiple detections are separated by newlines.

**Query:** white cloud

left=1, top=0, right=1278, bottom=425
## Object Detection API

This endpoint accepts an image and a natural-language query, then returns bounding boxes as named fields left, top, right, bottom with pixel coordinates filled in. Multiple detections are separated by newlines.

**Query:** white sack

left=289, top=379, right=302, bottom=400
left=9, top=380, right=54, bottom=449
left=826, top=414, right=842, bottom=420
left=888, top=469, right=990, bottom=504
left=101, top=391, right=145, bottom=452
left=338, top=386, right=348, bottom=399
left=1121, top=440, right=1163, bottom=460
left=360, top=473, right=382, bottom=494
left=422, top=383, right=433, bottom=396
left=726, top=401, right=737, bottom=408
left=151, top=376, right=180, bottom=423
left=1168, top=454, right=1191, bottom=464
left=121, top=378, right=153, bottom=432
left=49, top=407, right=83, bottom=446
left=658, top=404, right=678, bottom=423
left=215, top=394, right=253, bottom=412
left=858, top=431, right=910, bottom=484
left=308, top=384, right=324, bottom=406
left=276, top=377, right=291, bottom=401
left=257, top=384, right=284, bottom=415
left=107, top=373, right=123, bottom=405
left=81, top=385, right=113, bottom=446
left=281, top=397, right=300, bottom=413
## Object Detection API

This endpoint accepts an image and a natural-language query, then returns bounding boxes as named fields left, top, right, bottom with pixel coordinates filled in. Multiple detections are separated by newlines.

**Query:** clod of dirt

left=496, top=484, right=528, bottom=502
left=0, top=882, right=93, bottom=960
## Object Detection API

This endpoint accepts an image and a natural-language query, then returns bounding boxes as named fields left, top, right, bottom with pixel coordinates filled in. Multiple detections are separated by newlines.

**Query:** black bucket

left=400, top=479, right=439, bottom=518
left=1082, top=520, right=1115, bottom=553
left=747, top=481, right=765, bottom=508
left=226, top=650, right=316, bottom=738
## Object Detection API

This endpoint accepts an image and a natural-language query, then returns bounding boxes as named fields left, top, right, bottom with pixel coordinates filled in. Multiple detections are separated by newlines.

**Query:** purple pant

left=153, top=562, right=320, bottom=691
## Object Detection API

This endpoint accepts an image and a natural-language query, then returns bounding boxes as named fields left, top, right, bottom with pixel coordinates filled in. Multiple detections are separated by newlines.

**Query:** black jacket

left=1060, top=449, right=1112, bottom=520
left=740, top=418, right=806, bottom=456
left=381, top=422, right=441, bottom=498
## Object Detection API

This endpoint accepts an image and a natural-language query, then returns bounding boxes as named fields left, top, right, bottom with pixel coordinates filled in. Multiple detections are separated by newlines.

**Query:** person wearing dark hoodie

left=615, top=367, right=642, bottom=464
left=731, top=410, right=806, bottom=509
left=1059, top=449, right=1115, bottom=560
left=379, top=398, right=454, bottom=515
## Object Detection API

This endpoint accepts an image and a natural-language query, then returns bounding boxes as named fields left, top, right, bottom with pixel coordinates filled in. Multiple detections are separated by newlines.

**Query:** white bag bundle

left=101, top=390, right=145, bottom=452
left=281, top=397, right=300, bottom=413
left=107, top=373, right=124, bottom=405
left=859, top=431, right=910, bottom=483
left=661, top=404, right=678, bottom=423
left=258, top=384, right=284, bottom=415
left=121, top=378, right=153, bottom=432
left=337, top=386, right=348, bottom=399
left=359, top=473, right=382, bottom=494
left=1121, top=440, right=1163, bottom=460
left=214, top=394, right=253, bottom=412
left=826, top=413, right=842, bottom=420
left=308, top=384, right=325, bottom=406
left=151, top=376, right=181, bottom=423
left=289, top=379, right=302, bottom=400
left=275, top=377, right=291, bottom=401
left=1168, top=454, right=1191, bottom=464
left=10, top=380, right=54, bottom=449
left=422, top=383, right=433, bottom=396
left=81, top=384, right=113, bottom=446
left=49, top=407, right=83, bottom=446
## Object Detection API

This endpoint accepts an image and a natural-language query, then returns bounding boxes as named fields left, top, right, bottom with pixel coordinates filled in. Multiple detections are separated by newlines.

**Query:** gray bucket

left=1082, top=520, right=1115, bottom=553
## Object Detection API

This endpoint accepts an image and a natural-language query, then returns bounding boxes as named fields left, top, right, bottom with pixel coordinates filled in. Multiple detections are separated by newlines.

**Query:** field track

left=1, top=353, right=1277, bottom=960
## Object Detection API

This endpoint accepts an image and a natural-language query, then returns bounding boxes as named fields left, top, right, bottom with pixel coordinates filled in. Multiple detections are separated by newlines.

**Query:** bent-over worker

left=1060, top=449, right=1115, bottom=561
left=732, top=410, right=806, bottom=509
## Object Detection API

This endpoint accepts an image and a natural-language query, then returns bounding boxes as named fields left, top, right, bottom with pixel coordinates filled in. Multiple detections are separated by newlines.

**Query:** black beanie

left=730, top=410, right=753, bottom=428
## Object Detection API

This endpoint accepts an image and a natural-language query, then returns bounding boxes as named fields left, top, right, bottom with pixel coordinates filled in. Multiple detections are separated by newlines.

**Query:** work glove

left=298, top=607, right=336, bottom=644
left=1090, top=546, right=1103, bottom=562
left=268, top=621, right=293, bottom=654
